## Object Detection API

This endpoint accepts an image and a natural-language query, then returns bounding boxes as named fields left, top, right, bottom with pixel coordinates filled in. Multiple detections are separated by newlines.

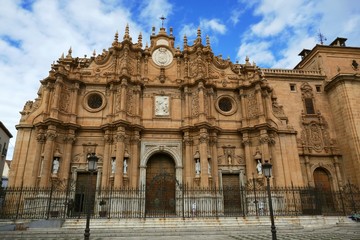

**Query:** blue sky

left=1, top=0, right=360, bottom=158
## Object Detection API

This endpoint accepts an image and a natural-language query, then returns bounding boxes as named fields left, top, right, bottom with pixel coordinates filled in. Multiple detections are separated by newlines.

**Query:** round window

left=87, top=93, right=103, bottom=109
left=215, top=95, right=237, bottom=116
left=83, top=91, right=106, bottom=112
left=218, top=97, right=232, bottom=112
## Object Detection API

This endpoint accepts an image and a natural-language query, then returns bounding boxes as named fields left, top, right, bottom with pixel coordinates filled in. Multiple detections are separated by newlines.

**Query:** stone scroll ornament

left=152, top=47, right=173, bottom=67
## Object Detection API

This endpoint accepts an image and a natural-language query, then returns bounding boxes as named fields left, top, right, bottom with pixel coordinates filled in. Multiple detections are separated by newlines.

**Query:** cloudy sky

left=1, top=0, right=360, bottom=158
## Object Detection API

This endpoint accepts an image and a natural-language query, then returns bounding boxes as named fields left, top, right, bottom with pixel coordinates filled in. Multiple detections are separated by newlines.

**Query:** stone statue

left=123, top=159, right=128, bottom=174
left=52, top=158, right=59, bottom=174
left=257, top=160, right=262, bottom=175
left=195, top=159, right=200, bottom=175
left=111, top=158, right=116, bottom=174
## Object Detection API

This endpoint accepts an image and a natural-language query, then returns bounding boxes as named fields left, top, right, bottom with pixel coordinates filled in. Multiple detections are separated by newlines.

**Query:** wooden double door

left=145, top=153, right=176, bottom=217
left=222, top=174, right=242, bottom=215
left=74, top=172, right=97, bottom=215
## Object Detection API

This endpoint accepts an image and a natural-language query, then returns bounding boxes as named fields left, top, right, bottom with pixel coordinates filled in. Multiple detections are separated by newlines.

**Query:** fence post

left=108, top=184, right=113, bottom=219
left=15, top=184, right=24, bottom=220
left=291, top=182, right=297, bottom=215
left=240, top=185, right=245, bottom=217
left=252, top=177, right=258, bottom=216
left=348, top=180, right=357, bottom=213
left=214, top=185, right=218, bottom=218
left=47, top=183, right=54, bottom=219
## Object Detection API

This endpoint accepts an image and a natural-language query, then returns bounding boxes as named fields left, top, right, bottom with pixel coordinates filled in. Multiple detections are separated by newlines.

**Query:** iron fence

left=0, top=182, right=359, bottom=220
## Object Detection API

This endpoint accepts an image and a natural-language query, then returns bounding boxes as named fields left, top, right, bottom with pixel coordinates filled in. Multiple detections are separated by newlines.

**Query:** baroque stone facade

left=9, top=27, right=360, bottom=195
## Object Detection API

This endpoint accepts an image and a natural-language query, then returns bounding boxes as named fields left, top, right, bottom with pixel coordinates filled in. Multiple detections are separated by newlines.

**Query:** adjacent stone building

left=0, top=121, right=12, bottom=186
left=8, top=26, right=360, bottom=212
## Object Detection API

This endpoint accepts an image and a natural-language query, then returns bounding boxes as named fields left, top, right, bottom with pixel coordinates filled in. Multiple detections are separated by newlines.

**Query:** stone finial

left=170, top=27, right=173, bottom=36
left=206, top=35, right=210, bottom=47
left=123, top=24, right=130, bottom=40
left=194, top=27, right=202, bottom=44
left=245, top=56, right=250, bottom=65
left=183, top=35, right=188, bottom=47
left=114, top=31, right=118, bottom=42
left=93, top=49, right=96, bottom=57
left=138, top=32, right=142, bottom=47
left=61, top=53, right=64, bottom=59
left=152, top=26, right=155, bottom=35
left=66, top=47, right=72, bottom=58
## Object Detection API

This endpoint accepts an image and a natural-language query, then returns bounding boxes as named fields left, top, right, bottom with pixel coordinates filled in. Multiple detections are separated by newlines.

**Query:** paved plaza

left=1, top=216, right=359, bottom=240
left=1, top=224, right=359, bottom=240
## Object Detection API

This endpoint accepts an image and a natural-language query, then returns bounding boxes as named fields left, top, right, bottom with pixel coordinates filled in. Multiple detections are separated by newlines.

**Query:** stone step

left=61, top=216, right=351, bottom=229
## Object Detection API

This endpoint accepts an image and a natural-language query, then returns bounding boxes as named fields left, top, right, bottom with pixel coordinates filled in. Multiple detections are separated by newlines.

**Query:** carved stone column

left=60, top=130, right=76, bottom=181
left=259, top=130, right=270, bottom=160
left=184, top=86, right=191, bottom=124
left=107, top=84, right=115, bottom=122
left=209, top=131, right=218, bottom=187
left=119, top=79, right=128, bottom=119
left=39, top=126, right=57, bottom=187
left=255, top=83, right=265, bottom=122
left=208, top=88, right=215, bottom=118
left=304, top=155, right=313, bottom=187
left=239, top=89, right=247, bottom=127
left=42, top=82, right=53, bottom=116
left=199, top=128, right=209, bottom=187
left=102, top=130, right=113, bottom=189
left=133, top=85, right=142, bottom=125
left=31, top=129, right=46, bottom=186
left=114, top=126, right=125, bottom=188
left=130, top=130, right=141, bottom=188
left=50, top=77, right=62, bottom=119
left=242, top=132, right=252, bottom=181
left=333, top=156, right=343, bottom=189
left=183, top=131, right=193, bottom=185
left=198, top=82, right=206, bottom=121
left=69, top=82, right=79, bottom=123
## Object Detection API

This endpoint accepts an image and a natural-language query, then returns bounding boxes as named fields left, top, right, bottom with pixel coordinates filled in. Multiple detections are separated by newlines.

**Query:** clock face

left=152, top=47, right=173, bottom=67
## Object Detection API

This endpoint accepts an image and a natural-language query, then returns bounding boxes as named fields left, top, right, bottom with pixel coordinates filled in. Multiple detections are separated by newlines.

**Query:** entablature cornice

left=324, top=73, right=360, bottom=92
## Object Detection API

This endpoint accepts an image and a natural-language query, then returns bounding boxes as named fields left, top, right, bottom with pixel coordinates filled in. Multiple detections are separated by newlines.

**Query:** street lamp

left=84, top=153, right=98, bottom=240
left=262, top=160, right=277, bottom=240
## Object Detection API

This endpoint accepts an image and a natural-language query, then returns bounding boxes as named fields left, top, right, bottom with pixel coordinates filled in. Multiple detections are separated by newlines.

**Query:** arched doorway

left=145, top=153, right=176, bottom=217
left=313, top=167, right=334, bottom=212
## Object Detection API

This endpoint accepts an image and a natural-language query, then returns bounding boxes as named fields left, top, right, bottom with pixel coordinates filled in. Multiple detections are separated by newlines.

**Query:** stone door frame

left=139, top=140, right=183, bottom=187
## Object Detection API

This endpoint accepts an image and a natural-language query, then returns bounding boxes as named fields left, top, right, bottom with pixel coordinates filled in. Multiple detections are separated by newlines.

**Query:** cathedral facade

left=8, top=26, right=360, bottom=213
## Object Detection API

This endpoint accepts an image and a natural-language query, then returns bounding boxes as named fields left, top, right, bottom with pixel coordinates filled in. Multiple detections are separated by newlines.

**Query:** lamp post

left=84, top=153, right=98, bottom=240
left=262, top=160, right=277, bottom=240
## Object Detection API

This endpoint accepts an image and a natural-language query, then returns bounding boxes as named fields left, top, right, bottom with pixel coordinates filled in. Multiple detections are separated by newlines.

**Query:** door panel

left=222, top=174, right=242, bottom=215
left=146, top=154, right=176, bottom=217
left=74, top=172, right=97, bottom=215
left=313, top=168, right=334, bottom=212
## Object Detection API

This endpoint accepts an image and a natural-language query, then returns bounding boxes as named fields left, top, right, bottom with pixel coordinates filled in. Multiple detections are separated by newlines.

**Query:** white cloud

left=230, top=10, right=241, bottom=25
left=178, top=18, right=226, bottom=47
left=139, top=0, right=173, bottom=29
left=200, top=19, right=226, bottom=34
left=236, top=0, right=360, bottom=68
left=0, top=0, right=151, bottom=159
left=237, top=41, right=275, bottom=67
left=179, top=23, right=197, bottom=39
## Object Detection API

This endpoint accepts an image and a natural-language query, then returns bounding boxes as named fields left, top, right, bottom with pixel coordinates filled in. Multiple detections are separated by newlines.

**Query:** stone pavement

left=0, top=217, right=359, bottom=240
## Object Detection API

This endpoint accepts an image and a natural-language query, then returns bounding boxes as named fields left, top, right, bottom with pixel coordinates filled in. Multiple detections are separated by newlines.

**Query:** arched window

left=301, top=82, right=316, bottom=115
